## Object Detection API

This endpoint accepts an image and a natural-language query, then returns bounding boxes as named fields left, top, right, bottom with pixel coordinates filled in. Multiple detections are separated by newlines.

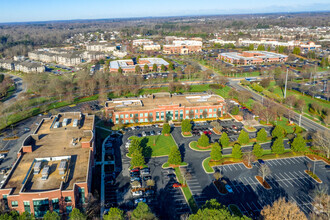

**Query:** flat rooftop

left=220, top=51, right=287, bottom=60
left=106, top=93, right=224, bottom=111
left=4, top=112, right=94, bottom=195
left=109, top=58, right=169, bottom=69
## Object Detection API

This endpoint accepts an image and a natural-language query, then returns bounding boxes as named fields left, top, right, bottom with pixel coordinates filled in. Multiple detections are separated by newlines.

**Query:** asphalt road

left=229, top=80, right=329, bottom=132
left=1, top=72, right=27, bottom=106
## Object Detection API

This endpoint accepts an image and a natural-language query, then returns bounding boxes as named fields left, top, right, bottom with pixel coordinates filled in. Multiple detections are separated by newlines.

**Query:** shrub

left=197, top=134, right=210, bottom=147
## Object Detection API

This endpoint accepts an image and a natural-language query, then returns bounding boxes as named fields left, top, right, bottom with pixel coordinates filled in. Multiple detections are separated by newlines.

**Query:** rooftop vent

left=41, top=165, right=50, bottom=180
left=53, top=122, right=60, bottom=129
left=58, top=160, right=67, bottom=175
left=73, top=119, right=79, bottom=127
left=62, top=118, right=69, bottom=126
left=33, top=161, right=42, bottom=174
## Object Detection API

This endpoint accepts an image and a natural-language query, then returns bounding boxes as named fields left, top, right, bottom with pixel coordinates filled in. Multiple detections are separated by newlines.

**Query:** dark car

left=143, top=176, right=152, bottom=181
left=137, top=133, right=142, bottom=138
left=258, top=159, right=265, bottom=165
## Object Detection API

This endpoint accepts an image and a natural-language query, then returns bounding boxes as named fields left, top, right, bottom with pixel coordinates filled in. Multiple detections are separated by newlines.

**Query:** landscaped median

left=304, top=170, right=322, bottom=183
left=189, top=141, right=213, bottom=151
left=181, top=132, right=193, bottom=137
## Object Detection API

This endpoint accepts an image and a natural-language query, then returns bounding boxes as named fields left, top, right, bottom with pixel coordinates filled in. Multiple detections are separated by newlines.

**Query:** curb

left=212, top=181, right=227, bottom=195
left=181, top=132, right=193, bottom=138
left=304, top=170, right=323, bottom=183
left=202, top=157, right=214, bottom=174
left=255, top=176, right=272, bottom=190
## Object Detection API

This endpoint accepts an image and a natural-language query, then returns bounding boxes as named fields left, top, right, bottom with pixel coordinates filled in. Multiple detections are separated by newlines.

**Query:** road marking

left=281, top=159, right=288, bottom=165
left=246, top=203, right=252, bottom=210
left=227, top=165, right=232, bottom=171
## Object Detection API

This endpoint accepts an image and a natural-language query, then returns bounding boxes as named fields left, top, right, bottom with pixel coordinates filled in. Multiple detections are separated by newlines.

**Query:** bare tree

left=213, top=171, right=222, bottom=182
left=243, top=151, right=256, bottom=166
left=259, top=164, right=271, bottom=183
left=313, top=131, right=330, bottom=158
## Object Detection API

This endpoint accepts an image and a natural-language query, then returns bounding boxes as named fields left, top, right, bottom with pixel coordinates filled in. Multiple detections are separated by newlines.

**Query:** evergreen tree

left=181, top=119, right=192, bottom=133
left=210, top=142, right=222, bottom=161
left=135, top=65, right=141, bottom=74
left=168, top=62, right=174, bottom=71
left=161, top=64, right=166, bottom=71
left=143, top=64, right=149, bottom=73
left=238, top=130, right=249, bottom=145
left=118, top=67, right=123, bottom=74
left=272, top=138, right=285, bottom=154
left=131, top=149, right=145, bottom=167
left=293, top=47, right=301, bottom=55
left=220, top=132, right=229, bottom=147
left=197, top=134, right=210, bottom=147
left=69, top=208, right=87, bottom=220
left=249, top=44, right=254, bottom=51
left=152, top=63, right=157, bottom=72
left=256, top=128, right=268, bottom=142
left=128, top=138, right=142, bottom=155
left=291, top=134, right=306, bottom=152
left=104, top=207, right=124, bottom=220
left=257, top=44, right=265, bottom=51
left=253, top=143, right=264, bottom=157
left=168, top=146, right=182, bottom=165
left=272, top=125, right=285, bottom=139
left=131, top=202, right=156, bottom=220
left=162, top=123, right=171, bottom=135
left=18, top=212, right=35, bottom=220
left=43, top=211, right=60, bottom=220
left=232, top=144, right=242, bottom=159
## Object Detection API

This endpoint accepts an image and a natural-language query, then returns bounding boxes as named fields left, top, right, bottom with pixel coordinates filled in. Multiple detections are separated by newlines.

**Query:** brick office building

left=163, top=40, right=203, bottom=54
left=0, top=112, right=95, bottom=218
left=105, top=93, right=226, bottom=124
left=219, top=51, right=287, bottom=65
left=109, top=58, right=169, bottom=73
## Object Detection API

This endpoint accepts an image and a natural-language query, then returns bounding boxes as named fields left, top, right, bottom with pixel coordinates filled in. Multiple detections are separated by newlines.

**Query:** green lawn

left=189, top=141, right=212, bottom=151
left=273, top=117, right=296, bottom=134
left=0, top=85, right=15, bottom=102
left=162, top=161, right=188, bottom=168
left=202, top=157, right=214, bottom=173
left=129, top=135, right=177, bottom=157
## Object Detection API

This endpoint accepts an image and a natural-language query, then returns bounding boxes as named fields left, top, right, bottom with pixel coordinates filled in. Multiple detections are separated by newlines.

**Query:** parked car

left=137, top=134, right=142, bottom=137
left=258, top=159, right=265, bottom=165
left=135, top=126, right=141, bottom=130
left=156, top=131, right=161, bottom=135
left=143, top=176, right=152, bottom=181
left=132, top=191, right=143, bottom=197
left=150, top=130, right=155, bottom=136
left=225, top=184, right=233, bottom=193
left=167, top=173, right=176, bottom=178
left=145, top=189, right=155, bottom=196
left=173, top=183, right=182, bottom=188
left=142, top=131, right=146, bottom=137
left=134, top=197, right=146, bottom=204
left=141, top=167, right=150, bottom=175
left=24, top=127, right=30, bottom=132
left=130, top=172, right=140, bottom=178
left=130, top=177, right=141, bottom=182
left=130, top=168, right=140, bottom=173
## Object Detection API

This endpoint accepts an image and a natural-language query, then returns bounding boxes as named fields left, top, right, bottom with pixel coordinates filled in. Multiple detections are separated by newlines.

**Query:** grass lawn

left=189, top=141, right=213, bottom=151
left=273, top=118, right=295, bottom=134
left=162, top=161, right=188, bottom=168
left=175, top=167, right=198, bottom=213
left=0, top=85, right=15, bottom=102
left=202, top=157, right=214, bottom=173
left=129, top=135, right=177, bottom=157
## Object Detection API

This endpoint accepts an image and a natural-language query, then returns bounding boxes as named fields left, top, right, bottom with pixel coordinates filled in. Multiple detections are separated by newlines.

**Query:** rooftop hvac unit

left=58, top=160, right=67, bottom=175
left=34, top=161, right=42, bottom=174
left=41, top=165, right=50, bottom=180
left=62, top=118, right=69, bottom=126
left=73, top=119, right=79, bottom=127
left=53, top=122, right=60, bottom=129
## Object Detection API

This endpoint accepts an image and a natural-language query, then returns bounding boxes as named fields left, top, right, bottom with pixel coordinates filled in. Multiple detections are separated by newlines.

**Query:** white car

left=132, top=191, right=143, bottom=197
left=142, top=131, right=146, bottom=137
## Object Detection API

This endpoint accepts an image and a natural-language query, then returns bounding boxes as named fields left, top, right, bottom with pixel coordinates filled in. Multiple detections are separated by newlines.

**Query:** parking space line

left=251, top=201, right=259, bottom=210
left=245, top=203, right=253, bottom=210
left=240, top=203, right=248, bottom=213
left=257, top=200, right=264, bottom=208
left=266, top=161, right=272, bottom=166
left=281, top=159, right=289, bottom=165
left=227, top=165, right=232, bottom=171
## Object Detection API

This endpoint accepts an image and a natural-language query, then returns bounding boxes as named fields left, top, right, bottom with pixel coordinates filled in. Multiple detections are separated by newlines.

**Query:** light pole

left=284, top=68, right=288, bottom=98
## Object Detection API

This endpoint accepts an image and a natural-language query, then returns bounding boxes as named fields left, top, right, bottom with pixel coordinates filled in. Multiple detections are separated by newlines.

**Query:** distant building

left=0, top=112, right=95, bottom=218
left=299, top=41, right=321, bottom=52
left=143, top=44, right=161, bottom=51
left=105, top=93, right=226, bottom=124
left=28, top=50, right=82, bottom=66
left=163, top=40, right=202, bottom=54
left=82, top=51, right=106, bottom=62
left=109, top=58, right=169, bottom=73
left=209, top=39, right=236, bottom=45
left=132, top=39, right=154, bottom=46
left=0, top=59, right=45, bottom=73
left=219, top=51, right=287, bottom=65
left=86, top=42, right=116, bottom=52
left=113, top=50, right=128, bottom=58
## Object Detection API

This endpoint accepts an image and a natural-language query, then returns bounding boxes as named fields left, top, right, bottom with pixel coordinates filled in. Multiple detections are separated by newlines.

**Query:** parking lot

left=212, top=156, right=330, bottom=218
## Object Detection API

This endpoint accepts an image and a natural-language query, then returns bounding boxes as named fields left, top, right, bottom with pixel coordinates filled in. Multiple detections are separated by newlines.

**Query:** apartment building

left=105, top=93, right=225, bottom=124
left=163, top=40, right=203, bottom=54
left=0, top=60, right=45, bottom=73
left=86, top=42, right=116, bottom=52
left=28, top=51, right=82, bottom=66
left=109, top=58, right=169, bottom=73
left=0, top=113, right=95, bottom=218
left=143, top=45, right=161, bottom=51
left=132, top=39, right=154, bottom=46
left=219, top=51, right=288, bottom=65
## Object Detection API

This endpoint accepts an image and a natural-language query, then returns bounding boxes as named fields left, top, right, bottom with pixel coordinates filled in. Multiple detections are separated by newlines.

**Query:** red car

left=203, top=131, right=212, bottom=135
left=173, top=183, right=182, bottom=188
left=130, top=168, right=140, bottom=173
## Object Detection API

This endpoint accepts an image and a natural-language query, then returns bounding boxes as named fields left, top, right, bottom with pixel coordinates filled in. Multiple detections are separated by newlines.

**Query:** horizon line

left=1, top=10, right=329, bottom=25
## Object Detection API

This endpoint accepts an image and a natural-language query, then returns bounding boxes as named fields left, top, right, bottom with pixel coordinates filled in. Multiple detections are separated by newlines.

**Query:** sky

left=1, top=0, right=330, bottom=23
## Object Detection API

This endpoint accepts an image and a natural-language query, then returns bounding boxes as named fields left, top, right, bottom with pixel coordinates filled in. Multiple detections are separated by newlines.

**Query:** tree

left=146, top=179, right=155, bottom=188
left=312, top=130, right=330, bottom=158
left=261, top=198, right=307, bottom=220
left=213, top=172, right=222, bottom=181
left=257, top=128, right=268, bottom=142
left=202, top=109, right=208, bottom=119
left=272, top=125, right=285, bottom=139
left=143, top=64, right=149, bottom=73
left=253, top=143, right=264, bottom=157
left=238, top=130, right=249, bottom=145
left=249, top=44, right=254, bottom=51
left=168, top=146, right=182, bottom=165
left=272, top=138, right=285, bottom=154
left=118, top=67, right=123, bottom=74
left=293, top=47, right=301, bottom=55
left=259, top=163, right=271, bottom=183
left=210, top=142, right=222, bottom=161
left=188, top=110, right=194, bottom=119
left=257, top=44, right=265, bottom=51
left=162, top=123, right=171, bottom=135
left=18, top=212, right=35, bottom=220
left=168, top=62, right=174, bottom=71
left=230, top=106, right=239, bottom=115
left=260, top=78, right=271, bottom=88
left=104, top=207, right=124, bottom=220
left=152, top=63, right=157, bottom=72
left=232, top=144, right=242, bottom=159
left=189, top=199, right=249, bottom=220
left=161, top=64, right=166, bottom=71
left=135, top=65, right=141, bottom=74
left=310, top=185, right=329, bottom=219
left=129, top=138, right=142, bottom=155
left=131, top=202, right=156, bottom=220
left=291, top=134, right=306, bottom=152
left=131, top=180, right=141, bottom=188
left=69, top=208, right=87, bottom=220
left=181, top=119, right=192, bottom=133
left=131, top=149, right=145, bottom=167
left=43, top=211, right=60, bottom=220
left=220, top=132, right=229, bottom=147
left=197, top=134, right=210, bottom=147
left=295, top=99, right=305, bottom=113
left=243, top=151, right=256, bottom=166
